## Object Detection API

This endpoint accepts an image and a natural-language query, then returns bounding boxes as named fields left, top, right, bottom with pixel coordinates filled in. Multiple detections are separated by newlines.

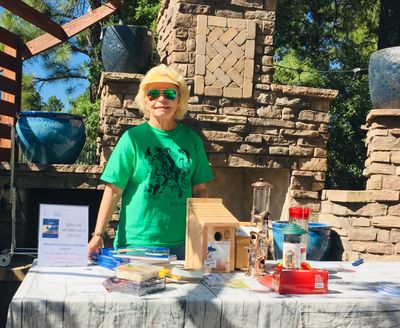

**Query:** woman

left=88, top=64, right=214, bottom=259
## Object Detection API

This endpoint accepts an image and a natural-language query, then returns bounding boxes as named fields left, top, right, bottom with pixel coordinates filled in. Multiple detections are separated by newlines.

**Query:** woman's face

left=144, top=82, right=180, bottom=122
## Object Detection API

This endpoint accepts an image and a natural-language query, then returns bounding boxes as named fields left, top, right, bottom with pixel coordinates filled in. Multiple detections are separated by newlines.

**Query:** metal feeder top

left=283, top=222, right=307, bottom=235
left=252, top=178, right=273, bottom=189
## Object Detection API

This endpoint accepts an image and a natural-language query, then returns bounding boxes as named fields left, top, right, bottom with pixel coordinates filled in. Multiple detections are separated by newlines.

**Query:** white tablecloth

left=6, top=261, right=400, bottom=328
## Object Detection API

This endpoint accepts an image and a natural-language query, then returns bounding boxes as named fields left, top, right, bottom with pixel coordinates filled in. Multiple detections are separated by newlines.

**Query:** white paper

left=38, top=203, right=88, bottom=267
left=204, top=241, right=230, bottom=271
left=236, top=225, right=259, bottom=237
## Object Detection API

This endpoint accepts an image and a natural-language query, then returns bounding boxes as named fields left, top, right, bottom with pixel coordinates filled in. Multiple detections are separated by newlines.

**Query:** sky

left=0, top=6, right=89, bottom=111
left=24, top=53, right=89, bottom=111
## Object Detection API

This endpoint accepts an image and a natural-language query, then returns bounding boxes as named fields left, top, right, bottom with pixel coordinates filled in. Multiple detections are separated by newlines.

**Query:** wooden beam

left=109, top=0, right=123, bottom=7
left=0, top=75, right=19, bottom=95
left=0, top=122, right=11, bottom=139
left=0, top=147, right=11, bottom=161
left=0, top=0, right=68, bottom=42
left=0, top=51, right=20, bottom=72
left=0, top=46, right=20, bottom=161
left=0, top=100, right=18, bottom=118
left=21, top=1, right=121, bottom=60
left=2, top=46, right=22, bottom=121
left=0, top=27, right=21, bottom=49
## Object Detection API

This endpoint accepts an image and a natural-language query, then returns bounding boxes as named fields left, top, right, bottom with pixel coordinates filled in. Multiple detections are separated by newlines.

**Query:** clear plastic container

left=283, top=233, right=302, bottom=269
left=288, top=207, right=310, bottom=262
left=282, top=222, right=306, bottom=270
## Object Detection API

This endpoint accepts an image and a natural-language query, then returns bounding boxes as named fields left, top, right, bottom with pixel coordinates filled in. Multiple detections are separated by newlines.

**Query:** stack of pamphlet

left=91, top=248, right=129, bottom=270
left=116, top=263, right=161, bottom=281
left=103, top=263, right=166, bottom=296
left=111, top=246, right=176, bottom=264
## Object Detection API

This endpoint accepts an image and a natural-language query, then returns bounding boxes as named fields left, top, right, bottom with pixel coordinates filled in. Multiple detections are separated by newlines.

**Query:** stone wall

left=98, top=73, right=337, bottom=219
left=98, top=0, right=338, bottom=220
left=156, top=0, right=338, bottom=216
left=320, top=110, right=400, bottom=261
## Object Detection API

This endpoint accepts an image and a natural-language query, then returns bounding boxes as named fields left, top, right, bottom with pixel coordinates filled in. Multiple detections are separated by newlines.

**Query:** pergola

left=0, top=0, right=122, bottom=161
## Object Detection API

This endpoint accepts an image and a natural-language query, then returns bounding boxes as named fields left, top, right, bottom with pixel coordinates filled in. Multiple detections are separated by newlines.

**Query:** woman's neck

left=148, top=117, right=177, bottom=131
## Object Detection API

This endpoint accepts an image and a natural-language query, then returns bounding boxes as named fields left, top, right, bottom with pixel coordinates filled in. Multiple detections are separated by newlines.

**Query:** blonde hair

left=135, top=64, right=189, bottom=120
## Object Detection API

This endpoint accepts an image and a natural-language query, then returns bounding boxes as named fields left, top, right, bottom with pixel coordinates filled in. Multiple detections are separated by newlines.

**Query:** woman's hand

left=88, top=235, right=103, bottom=258
left=88, top=183, right=122, bottom=258
left=192, top=183, right=208, bottom=198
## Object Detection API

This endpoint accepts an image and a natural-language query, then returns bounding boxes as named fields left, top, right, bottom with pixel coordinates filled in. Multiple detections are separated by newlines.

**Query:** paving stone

left=223, top=87, right=243, bottom=98
left=221, top=53, right=239, bottom=72
left=196, top=34, right=206, bottom=55
left=220, top=27, right=239, bottom=44
left=196, top=15, right=208, bottom=35
left=227, top=18, right=246, bottom=29
left=208, top=16, right=227, bottom=27
left=208, top=27, right=224, bottom=44
left=243, top=59, right=254, bottom=79
left=204, top=86, right=223, bottom=97
left=246, top=20, right=256, bottom=39
left=245, top=40, right=256, bottom=59
left=212, top=39, right=232, bottom=58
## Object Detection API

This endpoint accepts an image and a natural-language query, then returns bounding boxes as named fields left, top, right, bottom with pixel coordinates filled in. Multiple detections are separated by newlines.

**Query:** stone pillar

left=363, top=109, right=400, bottom=203
left=319, top=110, right=400, bottom=261
left=97, top=72, right=145, bottom=165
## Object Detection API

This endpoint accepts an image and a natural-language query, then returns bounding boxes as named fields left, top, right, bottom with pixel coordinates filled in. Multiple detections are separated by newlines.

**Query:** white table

left=6, top=261, right=400, bottom=328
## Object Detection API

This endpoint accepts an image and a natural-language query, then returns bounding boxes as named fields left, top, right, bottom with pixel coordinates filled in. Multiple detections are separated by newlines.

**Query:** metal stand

left=0, top=122, right=37, bottom=267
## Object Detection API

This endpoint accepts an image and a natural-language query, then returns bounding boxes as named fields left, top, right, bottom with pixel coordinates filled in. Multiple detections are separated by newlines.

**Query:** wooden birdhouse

left=185, top=198, right=240, bottom=272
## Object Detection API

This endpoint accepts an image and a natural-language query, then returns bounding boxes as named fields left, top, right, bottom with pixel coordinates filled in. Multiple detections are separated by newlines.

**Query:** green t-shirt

left=101, top=122, right=214, bottom=248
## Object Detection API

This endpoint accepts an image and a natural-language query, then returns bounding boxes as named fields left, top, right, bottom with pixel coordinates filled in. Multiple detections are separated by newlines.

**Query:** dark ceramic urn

left=369, top=46, right=400, bottom=109
left=101, top=25, right=153, bottom=74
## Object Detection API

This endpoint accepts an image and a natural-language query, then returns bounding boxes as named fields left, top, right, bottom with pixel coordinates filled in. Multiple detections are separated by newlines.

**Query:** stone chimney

left=97, top=0, right=338, bottom=221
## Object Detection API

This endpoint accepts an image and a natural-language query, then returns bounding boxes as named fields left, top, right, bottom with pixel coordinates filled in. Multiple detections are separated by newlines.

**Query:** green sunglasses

left=146, top=89, right=178, bottom=101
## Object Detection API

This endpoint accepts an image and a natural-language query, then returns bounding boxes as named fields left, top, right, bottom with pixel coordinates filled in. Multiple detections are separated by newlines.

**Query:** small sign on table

left=38, top=203, right=88, bottom=266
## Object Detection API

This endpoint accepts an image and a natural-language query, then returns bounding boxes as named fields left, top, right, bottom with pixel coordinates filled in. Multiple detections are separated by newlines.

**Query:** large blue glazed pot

left=101, top=25, right=153, bottom=73
left=16, top=111, right=86, bottom=164
left=369, top=46, right=400, bottom=109
left=272, top=221, right=331, bottom=261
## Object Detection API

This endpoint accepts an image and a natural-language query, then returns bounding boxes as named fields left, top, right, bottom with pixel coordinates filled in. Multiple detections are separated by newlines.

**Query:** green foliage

left=274, top=0, right=380, bottom=190
left=274, top=50, right=324, bottom=87
left=21, top=75, right=43, bottom=111
left=42, top=96, right=65, bottom=112
left=134, top=0, right=161, bottom=31
left=106, top=0, right=161, bottom=30
left=69, top=90, right=100, bottom=149
left=0, top=0, right=45, bottom=44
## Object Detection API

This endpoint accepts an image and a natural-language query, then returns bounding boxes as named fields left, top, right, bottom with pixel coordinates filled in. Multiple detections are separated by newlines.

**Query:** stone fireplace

left=97, top=0, right=338, bottom=223
left=1, top=0, right=398, bottom=261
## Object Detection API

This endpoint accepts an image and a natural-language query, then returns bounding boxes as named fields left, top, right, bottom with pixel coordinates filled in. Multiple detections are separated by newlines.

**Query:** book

left=103, top=277, right=166, bottom=296
left=170, top=267, right=204, bottom=282
left=116, top=263, right=161, bottom=282
left=113, top=254, right=177, bottom=264
left=111, top=246, right=174, bottom=264
left=112, top=246, right=170, bottom=258
left=91, top=248, right=129, bottom=270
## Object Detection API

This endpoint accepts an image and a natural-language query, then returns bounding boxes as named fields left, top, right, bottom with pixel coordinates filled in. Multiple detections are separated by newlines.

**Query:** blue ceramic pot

left=16, top=111, right=86, bottom=164
left=101, top=25, right=153, bottom=73
left=272, top=221, right=331, bottom=261
left=369, top=46, right=400, bottom=109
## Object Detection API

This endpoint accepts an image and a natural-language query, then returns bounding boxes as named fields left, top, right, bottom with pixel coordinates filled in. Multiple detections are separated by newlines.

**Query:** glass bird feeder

left=251, top=178, right=273, bottom=231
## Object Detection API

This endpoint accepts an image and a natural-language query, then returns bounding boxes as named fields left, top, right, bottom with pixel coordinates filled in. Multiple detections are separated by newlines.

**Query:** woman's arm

left=88, top=183, right=123, bottom=255
left=192, top=183, right=208, bottom=198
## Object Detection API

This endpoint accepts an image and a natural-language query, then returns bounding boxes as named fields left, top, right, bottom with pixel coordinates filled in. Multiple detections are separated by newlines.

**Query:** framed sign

left=38, top=204, right=88, bottom=267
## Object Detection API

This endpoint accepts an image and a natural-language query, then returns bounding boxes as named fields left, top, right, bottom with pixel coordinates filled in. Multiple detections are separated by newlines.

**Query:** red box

left=259, top=267, right=328, bottom=294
